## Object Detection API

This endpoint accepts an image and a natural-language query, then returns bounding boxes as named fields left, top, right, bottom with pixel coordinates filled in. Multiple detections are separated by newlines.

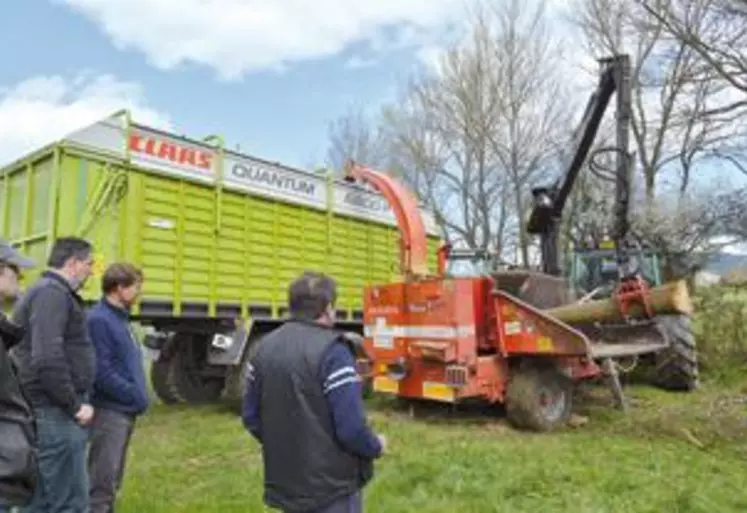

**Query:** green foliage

left=692, top=284, right=747, bottom=384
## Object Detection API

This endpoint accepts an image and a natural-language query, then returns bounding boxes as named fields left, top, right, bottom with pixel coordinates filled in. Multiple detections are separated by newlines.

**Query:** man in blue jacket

left=85, top=262, right=148, bottom=513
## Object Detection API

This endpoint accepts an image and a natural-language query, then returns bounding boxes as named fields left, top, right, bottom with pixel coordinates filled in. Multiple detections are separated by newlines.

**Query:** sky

left=0, top=0, right=479, bottom=170
left=0, top=0, right=743, bottom=192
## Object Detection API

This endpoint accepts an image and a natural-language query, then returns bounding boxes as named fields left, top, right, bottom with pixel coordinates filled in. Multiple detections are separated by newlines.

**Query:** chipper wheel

left=652, top=314, right=699, bottom=392
left=505, top=364, right=573, bottom=432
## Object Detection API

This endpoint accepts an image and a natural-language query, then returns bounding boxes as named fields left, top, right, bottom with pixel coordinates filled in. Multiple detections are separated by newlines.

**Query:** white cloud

left=57, top=0, right=469, bottom=80
left=0, top=73, right=171, bottom=166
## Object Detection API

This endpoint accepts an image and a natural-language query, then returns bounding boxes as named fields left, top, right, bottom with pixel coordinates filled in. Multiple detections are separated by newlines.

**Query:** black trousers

left=87, top=408, right=135, bottom=513
left=286, top=491, right=363, bottom=513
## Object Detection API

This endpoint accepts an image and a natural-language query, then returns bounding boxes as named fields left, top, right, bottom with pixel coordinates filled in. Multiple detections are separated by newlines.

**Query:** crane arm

left=526, top=54, right=633, bottom=276
left=343, top=161, right=430, bottom=279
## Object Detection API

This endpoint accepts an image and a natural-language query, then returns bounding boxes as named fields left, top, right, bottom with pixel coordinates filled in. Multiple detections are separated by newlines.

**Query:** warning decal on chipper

left=537, top=336, right=554, bottom=352
left=373, top=376, right=399, bottom=394
left=422, top=382, right=455, bottom=402
left=503, top=321, right=522, bottom=335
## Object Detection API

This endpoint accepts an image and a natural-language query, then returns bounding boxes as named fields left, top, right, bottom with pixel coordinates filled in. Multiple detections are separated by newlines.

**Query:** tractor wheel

left=652, top=314, right=699, bottom=391
left=505, top=364, right=573, bottom=432
left=150, top=359, right=181, bottom=404
left=150, top=332, right=225, bottom=405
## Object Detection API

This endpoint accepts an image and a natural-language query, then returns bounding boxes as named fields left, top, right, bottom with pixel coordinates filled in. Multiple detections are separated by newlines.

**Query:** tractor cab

left=568, top=239, right=663, bottom=299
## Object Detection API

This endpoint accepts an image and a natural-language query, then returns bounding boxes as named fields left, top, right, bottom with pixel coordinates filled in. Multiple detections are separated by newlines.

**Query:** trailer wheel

left=505, top=365, right=573, bottom=432
left=150, top=359, right=180, bottom=404
left=151, top=332, right=225, bottom=405
left=652, top=314, right=699, bottom=391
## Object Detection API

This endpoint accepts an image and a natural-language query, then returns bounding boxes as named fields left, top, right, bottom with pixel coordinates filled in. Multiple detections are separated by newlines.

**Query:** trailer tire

left=223, top=335, right=267, bottom=414
left=152, top=333, right=225, bottom=405
left=505, top=364, right=573, bottom=432
left=150, top=359, right=181, bottom=404
left=170, top=344, right=224, bottom=404
left=653, top=314, right=699, bottom=392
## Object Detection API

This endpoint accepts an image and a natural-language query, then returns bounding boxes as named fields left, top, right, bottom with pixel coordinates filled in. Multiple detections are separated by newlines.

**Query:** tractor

left=346, top=53, right=699, bottom=432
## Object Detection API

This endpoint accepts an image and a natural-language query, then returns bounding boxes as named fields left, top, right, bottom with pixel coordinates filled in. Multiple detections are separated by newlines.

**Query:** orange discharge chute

left=343, top=161, right=430, bottom=279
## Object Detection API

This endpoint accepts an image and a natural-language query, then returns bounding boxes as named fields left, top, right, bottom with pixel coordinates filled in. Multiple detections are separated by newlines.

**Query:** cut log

left=544, top=279, right=693, bottom=325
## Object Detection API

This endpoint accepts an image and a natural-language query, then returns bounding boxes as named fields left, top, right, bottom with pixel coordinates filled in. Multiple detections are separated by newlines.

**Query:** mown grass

left=117, top=287, right=747, bottom=513
left=117, top=381, right=747, bottom=513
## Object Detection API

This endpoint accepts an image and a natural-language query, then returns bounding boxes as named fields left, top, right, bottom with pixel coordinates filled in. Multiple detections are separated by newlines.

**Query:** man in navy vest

left=242, top=271, right=385, bottom=513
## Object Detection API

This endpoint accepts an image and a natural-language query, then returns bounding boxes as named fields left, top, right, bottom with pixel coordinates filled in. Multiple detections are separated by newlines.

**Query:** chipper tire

left=652, top=314, right=699, bottom=392
left=505, top=364, right=573, bottom=432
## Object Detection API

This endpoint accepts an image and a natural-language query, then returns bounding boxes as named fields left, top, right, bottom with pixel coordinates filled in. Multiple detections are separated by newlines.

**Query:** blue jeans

left=19, top=407, right=90, bottom=513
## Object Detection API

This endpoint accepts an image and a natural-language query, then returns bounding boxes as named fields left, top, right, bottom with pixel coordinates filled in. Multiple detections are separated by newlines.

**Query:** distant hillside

left=702, top=252, right=747, bottom=276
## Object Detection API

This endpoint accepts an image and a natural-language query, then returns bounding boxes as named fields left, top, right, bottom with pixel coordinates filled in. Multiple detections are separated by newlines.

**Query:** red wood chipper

left=345, top=54, right=698, bottom=431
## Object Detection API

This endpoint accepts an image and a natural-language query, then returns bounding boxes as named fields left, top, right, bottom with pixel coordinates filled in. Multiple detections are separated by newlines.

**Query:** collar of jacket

left=99, top=297, right=130, bottom=320
left=41, top=270, right=84, bottom=303
left=286, top=317, right=338, bottom=332
left=0, top=313, right=24, bottom=350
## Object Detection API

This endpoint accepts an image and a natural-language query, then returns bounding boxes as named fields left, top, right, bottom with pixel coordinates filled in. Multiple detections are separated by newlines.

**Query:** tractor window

left=571, top=249, right=661, bottom=295
left=600, top=258, right=617, bottom=274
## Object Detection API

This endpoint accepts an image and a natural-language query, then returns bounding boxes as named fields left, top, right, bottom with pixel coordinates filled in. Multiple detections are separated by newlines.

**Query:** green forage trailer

left=0, top=110, right=442, bottom=405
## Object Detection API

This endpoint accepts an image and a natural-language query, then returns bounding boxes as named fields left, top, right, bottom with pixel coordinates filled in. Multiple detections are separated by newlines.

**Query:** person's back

left=254, top=321, right=373, bottom=511
left=242, top=271, right=384, bottom=513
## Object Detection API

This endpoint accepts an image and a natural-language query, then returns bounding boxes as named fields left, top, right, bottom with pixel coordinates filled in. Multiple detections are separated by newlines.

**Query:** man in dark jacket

left=242, top=271, right=385, bottom=513
left=86, top=262, right=148, bottom=513
left=10, top=237, right=96, bottom=513
left=0, top=239, right=37, bottom=513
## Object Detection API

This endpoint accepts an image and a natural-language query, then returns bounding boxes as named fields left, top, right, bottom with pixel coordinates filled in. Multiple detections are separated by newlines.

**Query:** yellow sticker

left=537, top=336, right=554, bottom=352
left=373, top=376, right=399, bottom=394
left=422, top=381, right=455, bottom=402
left=92, top=252, right=106, bottom=278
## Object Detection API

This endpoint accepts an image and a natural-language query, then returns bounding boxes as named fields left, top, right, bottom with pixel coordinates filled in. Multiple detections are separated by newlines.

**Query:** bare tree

left=633, top=0, right=747, bottom=177
left=378, top=12, right=509, bottom=251
left=371, top=0, right=574, bottom=264
left=631, top=186, right=745, bottom=277
left=633, top=0, right=747, bottom=105
left=484, top=0, right=574, bottom=265
left=571, top=0, right=741, bottom=200
left=325, top=104, right=387, bottom=175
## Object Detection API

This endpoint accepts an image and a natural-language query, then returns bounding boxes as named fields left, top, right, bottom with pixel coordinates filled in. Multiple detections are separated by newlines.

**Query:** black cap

left=0, top=238, right=35, bottom=269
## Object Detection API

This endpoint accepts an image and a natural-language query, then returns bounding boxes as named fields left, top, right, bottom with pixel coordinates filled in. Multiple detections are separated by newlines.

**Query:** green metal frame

left=0, top=111, right=443, bottom=322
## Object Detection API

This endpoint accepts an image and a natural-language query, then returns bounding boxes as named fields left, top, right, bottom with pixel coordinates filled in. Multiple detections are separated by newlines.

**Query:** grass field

left=114, top=287, right=747, bottom=513
left=115, top=375, right=747, bottom=513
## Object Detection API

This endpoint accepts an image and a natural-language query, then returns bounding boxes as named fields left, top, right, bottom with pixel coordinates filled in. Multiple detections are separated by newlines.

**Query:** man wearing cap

left=0, top=239, right=37, bottom=513
left=11, top=236, right=96, bottom=513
